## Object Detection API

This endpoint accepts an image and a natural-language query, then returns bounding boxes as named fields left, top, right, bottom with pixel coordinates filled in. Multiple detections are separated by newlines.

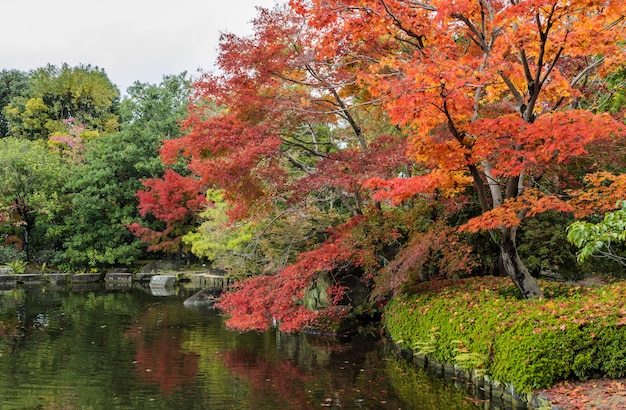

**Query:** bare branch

left=452, top=13, right=489, bottom=52
left=403, top=0, right=437, bottom=12
left=499, top=71, right=526, bottom=108
left=570, top=57, right=605, bottom=87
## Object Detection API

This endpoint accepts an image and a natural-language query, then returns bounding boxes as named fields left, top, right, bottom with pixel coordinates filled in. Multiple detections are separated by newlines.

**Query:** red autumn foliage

left=146, top=0, right=626, bottom=331
left=372, top=222, right=478, bottom=301
left=216, top=231, right=356, bottom=332
left=160, top=4, right=406, bottom=222
left=160, top=3, right=409, bottom=330
left=128, top=169, right=206, bottom=253
left=295, top=0, right=626, bottom=299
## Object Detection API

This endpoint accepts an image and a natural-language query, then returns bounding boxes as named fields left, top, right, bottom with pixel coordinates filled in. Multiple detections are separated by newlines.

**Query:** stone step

left=104, top=272, right=133, bottom=283
left=46, top=273, right=70, bottom=284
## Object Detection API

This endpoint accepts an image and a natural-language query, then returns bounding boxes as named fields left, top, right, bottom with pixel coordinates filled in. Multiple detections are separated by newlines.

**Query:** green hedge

left=384, top=277, right=626, bottom=394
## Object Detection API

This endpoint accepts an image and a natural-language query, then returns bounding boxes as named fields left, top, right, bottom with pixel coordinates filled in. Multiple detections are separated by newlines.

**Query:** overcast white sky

left=1, top=0, right=277, bottom=94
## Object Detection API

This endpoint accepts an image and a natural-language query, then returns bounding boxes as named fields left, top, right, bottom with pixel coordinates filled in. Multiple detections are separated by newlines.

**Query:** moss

left=384, top=277, right=626, bottom=394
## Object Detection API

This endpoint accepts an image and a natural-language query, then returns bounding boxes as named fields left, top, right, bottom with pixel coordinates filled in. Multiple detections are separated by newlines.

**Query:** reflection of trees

left=126, top=305, right=200, bottom=393
left=0, top=289, right=64, bottom=355
left=0, top=289, right=27, bottom=353
left=217, top=334, right=411, bottom=409
left=220, top=348, right=315, bottom=408
left=1, top=290, right=479, bottom=409
left=384, top=355, right=481, bottom=410
left=215, top=333, right=478, bottom=409
left=0, top=290, right=142, bottom=408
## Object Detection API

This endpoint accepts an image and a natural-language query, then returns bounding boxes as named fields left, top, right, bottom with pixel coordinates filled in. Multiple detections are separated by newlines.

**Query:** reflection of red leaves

left=219, top=348, right=312, bottom=408
left=126, top=308, right=199, bottom=394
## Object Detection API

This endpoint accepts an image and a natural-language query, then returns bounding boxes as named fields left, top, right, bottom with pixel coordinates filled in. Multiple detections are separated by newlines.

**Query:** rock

left=185, top=273, right=235, bottom=290
left=149, top=274, right=177, bottom=288
left=104, top=272, right=132, bottom=283
left=135, top=272, right=158, bottom=283
left=105, top=281, right=133, bottom=291
left=0, top=274, right=17, bottom=288
left=183, top=287, right=222, bottom=307
left=46, top=273, right=70, bottom=285
left=150, top=287, right=177, bottom=296
left=109, top=267, right=130, bottom=273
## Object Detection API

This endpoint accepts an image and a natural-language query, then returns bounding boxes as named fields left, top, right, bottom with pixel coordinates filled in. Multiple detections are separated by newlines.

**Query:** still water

left=0, top=286, right=479, bottom=410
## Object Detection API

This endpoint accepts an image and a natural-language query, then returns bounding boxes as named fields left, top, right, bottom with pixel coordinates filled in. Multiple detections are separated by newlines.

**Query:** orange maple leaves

left=300, top=0, right=626, bottom=227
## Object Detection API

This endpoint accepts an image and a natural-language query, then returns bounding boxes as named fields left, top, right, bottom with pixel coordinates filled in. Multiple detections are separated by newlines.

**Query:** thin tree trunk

left=499, top=227, right=544, bottom=299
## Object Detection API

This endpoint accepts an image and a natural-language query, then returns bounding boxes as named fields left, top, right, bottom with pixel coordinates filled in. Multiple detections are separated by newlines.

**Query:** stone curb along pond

left=0, top=270, right=236, bottom=290
left=387, top=342, right=558, bottom=409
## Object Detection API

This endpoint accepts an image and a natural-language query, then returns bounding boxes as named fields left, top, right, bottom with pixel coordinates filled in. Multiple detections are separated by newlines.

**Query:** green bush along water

left=384, top=277, right=626, bottom=394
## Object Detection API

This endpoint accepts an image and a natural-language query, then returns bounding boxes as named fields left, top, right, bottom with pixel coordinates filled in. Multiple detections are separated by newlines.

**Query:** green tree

left=60, top=131, right=164, bottom=267
left=0, top=138, right=67, bottom=259
left=567, top=201, right=626, bottom=266
left=4, top=64, right=120, bottom=140
left=120, top=72, right=191, bottom=137
left=58, top=74, right=192, bottom=268
left=0, top=69, right=29, bottom=138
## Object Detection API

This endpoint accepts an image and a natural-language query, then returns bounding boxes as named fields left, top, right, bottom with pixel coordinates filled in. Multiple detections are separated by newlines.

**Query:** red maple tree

left=297, top=0, right=626, bottom=298
left=143, top=0, right=626, bottom=331
left=127, top=169, right=206, bottom=253
left=158, top=4, right=410, bottom=330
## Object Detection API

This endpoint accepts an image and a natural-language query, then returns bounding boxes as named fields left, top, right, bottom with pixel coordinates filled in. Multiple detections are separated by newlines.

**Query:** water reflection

left=0, top=287, right=480, bottom=409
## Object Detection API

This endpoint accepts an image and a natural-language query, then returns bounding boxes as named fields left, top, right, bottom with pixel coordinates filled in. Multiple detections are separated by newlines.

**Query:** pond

left=0, top=285, right=481, bottom=409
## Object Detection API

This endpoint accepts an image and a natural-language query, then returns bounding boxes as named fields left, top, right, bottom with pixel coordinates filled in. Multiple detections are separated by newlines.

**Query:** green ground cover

left=384, top=277, right=626, bottom=394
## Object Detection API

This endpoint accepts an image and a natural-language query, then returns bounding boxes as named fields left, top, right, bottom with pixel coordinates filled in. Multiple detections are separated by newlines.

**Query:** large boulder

left=149, top=274, right=177, bottom=288
left=183, top=287, right=222, bottom=307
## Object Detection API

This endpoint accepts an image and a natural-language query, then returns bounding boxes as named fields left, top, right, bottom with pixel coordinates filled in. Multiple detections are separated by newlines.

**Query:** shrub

left=0, top=245, right=26, bottom=264
left=384, top=277, right=626, bottom=394
left=517, top=211, right=583, bottom=280
left=5, top=260, right=27, bottom=274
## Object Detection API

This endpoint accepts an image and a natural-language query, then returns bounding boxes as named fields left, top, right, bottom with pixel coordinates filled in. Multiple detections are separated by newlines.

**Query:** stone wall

left=387, top=341, right=555, bottom=409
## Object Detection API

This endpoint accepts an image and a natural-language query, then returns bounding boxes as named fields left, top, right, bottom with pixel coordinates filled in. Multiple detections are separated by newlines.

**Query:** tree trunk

left=499, top=227, right=544, bottom=299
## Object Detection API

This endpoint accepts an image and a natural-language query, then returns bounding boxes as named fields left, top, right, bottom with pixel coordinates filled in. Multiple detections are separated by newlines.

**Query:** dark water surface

left=0, top=286, right=479, bottom=409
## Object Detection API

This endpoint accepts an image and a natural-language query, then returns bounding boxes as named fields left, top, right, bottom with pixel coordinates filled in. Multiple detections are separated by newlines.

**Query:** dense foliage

left=568, top=201, right=626, bottom=267
left=3, top=64, right=120, bottom=140
left=0, top=138, right=67, bottom=259
left=385, top=277, right=626, bottom=393
left=199, top=0, right=626, bottom=331
left=0, top=68, right=192, bottom=269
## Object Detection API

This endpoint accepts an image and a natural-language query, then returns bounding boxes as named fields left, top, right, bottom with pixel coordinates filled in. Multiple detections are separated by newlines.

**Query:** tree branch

left=403, top=0, right=437, bottom=12
left=381, top=0, right=427, bottom=55
left=499, top=71, right=526, bottom=109
left=452, top=13, right=489, bottom=52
